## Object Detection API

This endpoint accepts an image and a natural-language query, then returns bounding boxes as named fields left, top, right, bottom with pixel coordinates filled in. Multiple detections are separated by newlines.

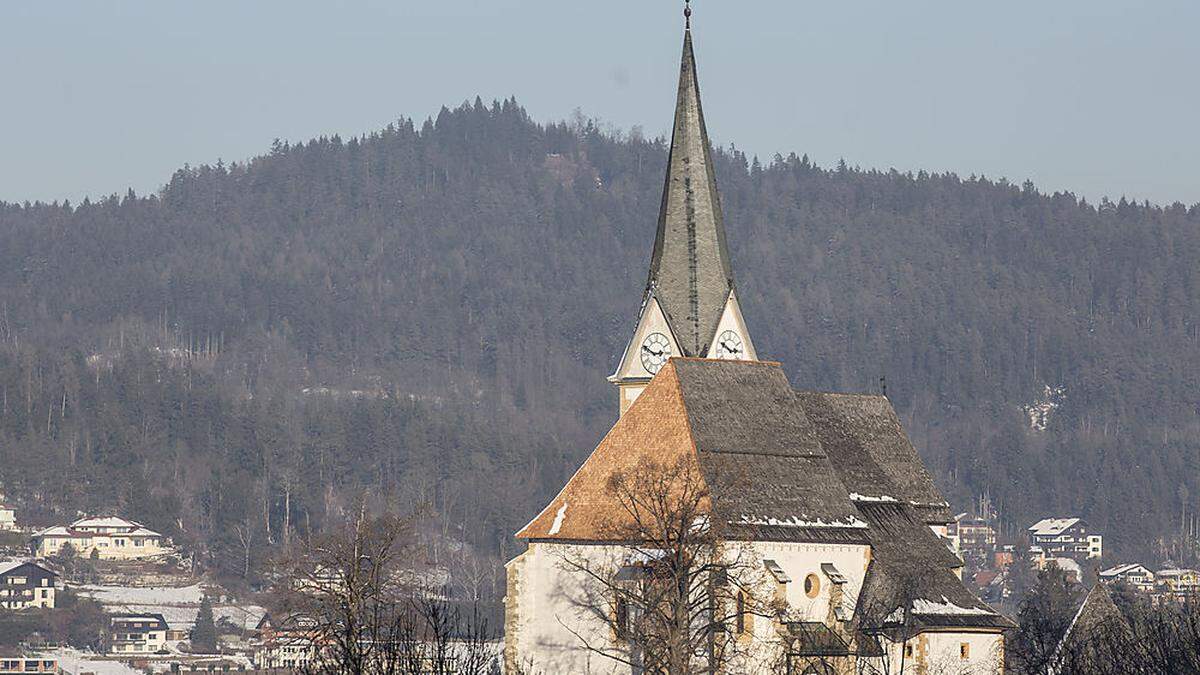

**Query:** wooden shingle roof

left=796, top=391, right=952, bottom=524
left=518, top=359, right=865, bottom=541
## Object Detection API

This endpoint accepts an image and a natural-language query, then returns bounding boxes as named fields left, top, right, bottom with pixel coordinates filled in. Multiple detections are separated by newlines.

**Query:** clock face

left=640, top=332, right=672, bottom=375
left=715, top=330, right=745, bottom=359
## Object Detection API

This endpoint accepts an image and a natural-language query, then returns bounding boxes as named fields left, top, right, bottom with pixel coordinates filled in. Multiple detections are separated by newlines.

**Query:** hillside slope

left=1, top=98, right=1198, bottom=566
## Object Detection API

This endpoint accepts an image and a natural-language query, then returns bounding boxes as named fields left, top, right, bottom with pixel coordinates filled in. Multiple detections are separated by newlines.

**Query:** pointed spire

left=645, top=22, right=734, bottom=357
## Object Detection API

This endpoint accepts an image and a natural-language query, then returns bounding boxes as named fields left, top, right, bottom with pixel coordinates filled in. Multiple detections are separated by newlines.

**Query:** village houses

left=0, top=561, right=57, bottom=610
left=31, top=516, right=170, bottom=560
left=252, top=613, right=319, bottom=670
left=1155, top=568, right=1200, bottom=597
left=1099, top=563, right=1155, bottom=592
left=1028, top=517, right=1103, bottom=561
left=107, top=613, right=170, bottom=655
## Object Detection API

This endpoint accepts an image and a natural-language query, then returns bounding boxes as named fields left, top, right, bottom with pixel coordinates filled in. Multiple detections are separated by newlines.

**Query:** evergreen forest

left=1, top=98, right=1197, bottom=583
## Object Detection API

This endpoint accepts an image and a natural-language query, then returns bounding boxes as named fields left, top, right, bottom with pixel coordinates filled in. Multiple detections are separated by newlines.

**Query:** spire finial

left=684, top=0, right=692, bottom=30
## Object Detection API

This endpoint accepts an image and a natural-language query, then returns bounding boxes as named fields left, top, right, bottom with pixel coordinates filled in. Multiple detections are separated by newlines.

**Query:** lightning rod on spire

left=684, top=0, right=692, bottom=30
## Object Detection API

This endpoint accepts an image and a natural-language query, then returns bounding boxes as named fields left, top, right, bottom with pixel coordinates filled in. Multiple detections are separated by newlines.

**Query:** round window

left=804, top=573, right=821, bottom=598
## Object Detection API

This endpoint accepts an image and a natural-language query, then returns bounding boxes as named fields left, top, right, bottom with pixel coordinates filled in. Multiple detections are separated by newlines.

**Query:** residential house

left=0, top=654, right=58, bottom=674
left=108, top=613, right=170, bottom=655
left=252, top=613, right=319, bottom=670
left=1156, top=569, right=1200, bottom=596
left=951, top=514, right=998, bottom=566
left=0, top=561, right=57, bottom=610
left=1036, top=556, right=1082, bottom=583
left=32, top=516, right=170, bottom=560
left=1099, top=563, right=1155, bottom=592
left=0, top=506, right=15, bottom=532
left=504, top=15, right=1012, bottom=673
left=1028, top=518, right=1103, bottom=561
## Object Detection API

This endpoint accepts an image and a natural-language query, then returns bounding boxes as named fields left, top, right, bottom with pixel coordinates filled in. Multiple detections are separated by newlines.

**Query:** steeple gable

left=646, top=27, right=734, bottom=357
left=609, top=14, right=756, bottom=417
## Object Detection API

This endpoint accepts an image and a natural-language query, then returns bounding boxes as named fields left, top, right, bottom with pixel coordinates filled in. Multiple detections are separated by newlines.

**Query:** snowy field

left=74, top=583, right=267, bottom=632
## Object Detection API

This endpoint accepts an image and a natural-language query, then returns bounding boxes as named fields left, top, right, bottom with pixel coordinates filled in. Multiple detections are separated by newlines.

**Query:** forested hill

left=1, top=98, right=1198, bottom=572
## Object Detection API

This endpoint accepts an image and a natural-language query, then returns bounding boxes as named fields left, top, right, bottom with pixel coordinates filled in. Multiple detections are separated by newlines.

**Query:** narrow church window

left=614, top=597, right=629, bottom=639
left=735, top=591, right=746, bottom=634
left=804, top=573, right=821, bottom=598
left=960, top=642, right=970, bottom=659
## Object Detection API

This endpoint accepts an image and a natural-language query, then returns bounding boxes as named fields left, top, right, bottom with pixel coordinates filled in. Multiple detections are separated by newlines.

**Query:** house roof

left=1029, top=517, right=1083, bottom=536
left=1053, top=583, right=1129, bottom=667
left=110, top=613, right=169, bottom=629
left=795, top=391, right=951, bottom=524
left=0, top=560, right=57, bottom=578
left=643, top=27, right=735, bottom=357
left=72, top=516, right=140, bottom=529
left=518, top=359, right=866, bottom=542
left=34, top=519, right=162, bottom=539
left=1100, top=563, right=1150, bottom=577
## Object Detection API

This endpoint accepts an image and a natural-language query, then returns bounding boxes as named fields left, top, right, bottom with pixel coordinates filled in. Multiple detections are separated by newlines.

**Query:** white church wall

left=920, top=631, right=1004, bottom=674
left=740, top=540, right=871, bottom=624
left=505, top=541, right=630, bottom=675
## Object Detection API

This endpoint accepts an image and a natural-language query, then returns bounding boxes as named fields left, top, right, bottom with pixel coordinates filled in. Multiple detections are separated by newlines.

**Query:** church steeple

left=609, top=7, right=757, bottom=416
left=646, top=21, right=735, bottom=358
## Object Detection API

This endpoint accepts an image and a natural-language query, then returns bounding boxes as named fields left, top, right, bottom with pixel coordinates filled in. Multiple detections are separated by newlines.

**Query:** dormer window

left=763, top=559, right=790, bottom=584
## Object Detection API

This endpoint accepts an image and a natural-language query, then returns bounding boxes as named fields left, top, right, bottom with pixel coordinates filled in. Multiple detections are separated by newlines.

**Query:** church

left=505, top=7, right=1011, bottom=674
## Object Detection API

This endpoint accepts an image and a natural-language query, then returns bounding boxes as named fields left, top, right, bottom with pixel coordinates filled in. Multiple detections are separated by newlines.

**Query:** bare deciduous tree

left=556, top=457, right=771, bottom=674
left=271, top=502, right=499, bottom=674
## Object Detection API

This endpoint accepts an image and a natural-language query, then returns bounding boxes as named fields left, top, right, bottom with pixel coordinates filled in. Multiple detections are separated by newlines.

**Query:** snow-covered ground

left=1023, top=384, right=1066, bottom=431
left=35, top=648, right=142, bottom=675
left=74, top=582, right=266, bottom=632
left=76, top=583, right=205, bottom=605
left=117, top=603, right=267, bottom=632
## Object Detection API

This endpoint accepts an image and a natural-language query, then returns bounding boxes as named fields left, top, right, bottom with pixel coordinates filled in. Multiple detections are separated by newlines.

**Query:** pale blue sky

left=2, top=1, right=1197, bottom=205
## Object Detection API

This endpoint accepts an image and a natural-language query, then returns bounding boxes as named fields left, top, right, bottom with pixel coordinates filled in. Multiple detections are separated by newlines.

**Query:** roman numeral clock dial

left=640, top=332, right=672, bottom=375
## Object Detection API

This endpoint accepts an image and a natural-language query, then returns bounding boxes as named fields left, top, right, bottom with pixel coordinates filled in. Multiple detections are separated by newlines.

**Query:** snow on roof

left=76, top=583, right=205, bottom=605
left=1046, top=557, right=1082, bottom=577
left=34, top=648, right=142, bottom=675
left=72, top=516, right=140, bottom=528
left=1100, top=563, right=1150, bottom=577
left=1028, top=517, right=1081, bottom=536
left=34, top=522, right=163, bottom=539
left=118, top=603, right=267, bottom=632
left=547, top=502, right=567, bottom=536
left=910, top=596, right=998, bottom=616
left=735, top=515, right=869, bottom=529
left=1156, top=568, right=1198, bottom=577
left=0, top=559, right=55, bottom=577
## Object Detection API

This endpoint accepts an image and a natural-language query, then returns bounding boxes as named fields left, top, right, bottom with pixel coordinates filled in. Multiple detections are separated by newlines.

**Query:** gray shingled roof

left=796, top=391, right=952, bottom=524
left=672, top=360, right=867, bottom=540
left=852, top=503, right=1011, bottom=630
left=645, top=29, right=734, bottom=357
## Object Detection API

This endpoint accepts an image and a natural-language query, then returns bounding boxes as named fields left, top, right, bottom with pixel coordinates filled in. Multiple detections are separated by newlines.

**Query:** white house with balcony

left=32, top=516, right=171, bottom=560
left=1028, top=517, right=1102, bottom=561
left=1099, top=563, right=1154, bottom=592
